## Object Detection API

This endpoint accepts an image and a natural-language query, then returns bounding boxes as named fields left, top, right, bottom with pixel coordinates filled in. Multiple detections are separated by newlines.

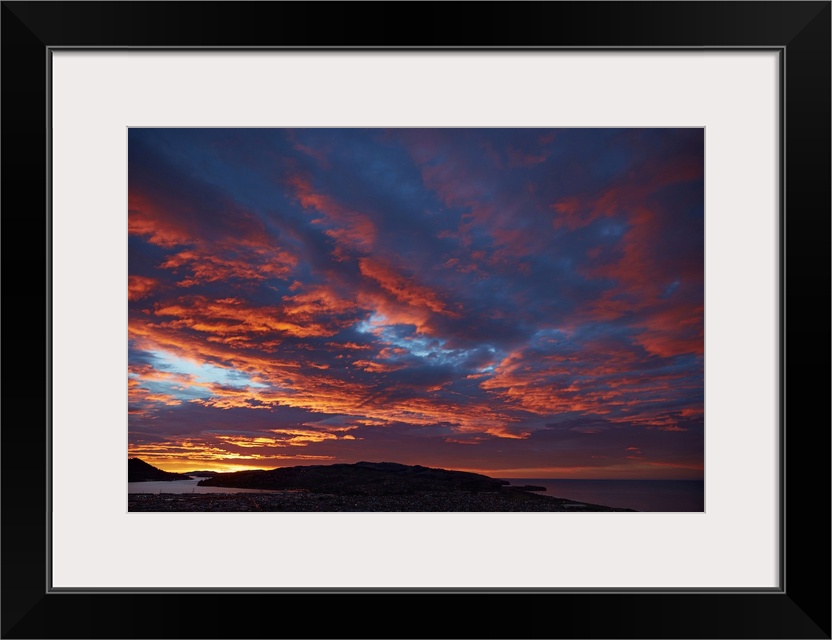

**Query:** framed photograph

left=3, top=2, right=829, bottom=638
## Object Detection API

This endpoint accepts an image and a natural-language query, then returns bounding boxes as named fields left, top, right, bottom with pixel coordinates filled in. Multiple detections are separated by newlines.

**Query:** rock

left=128, top=458, right=192, bottom=482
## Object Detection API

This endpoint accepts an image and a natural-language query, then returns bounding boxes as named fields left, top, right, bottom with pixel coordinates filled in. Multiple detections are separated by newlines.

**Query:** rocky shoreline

left=128, top=489, right=635, bottom=512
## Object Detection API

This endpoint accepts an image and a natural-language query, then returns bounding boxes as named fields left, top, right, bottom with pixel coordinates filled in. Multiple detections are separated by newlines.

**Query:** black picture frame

left=2, top=2, right=829, bottom=638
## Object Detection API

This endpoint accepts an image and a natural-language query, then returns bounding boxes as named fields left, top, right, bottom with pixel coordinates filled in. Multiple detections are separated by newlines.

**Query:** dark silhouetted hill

left=128, top=458, right=192, bottom=482
left=198, top=461, right=511, bottom=495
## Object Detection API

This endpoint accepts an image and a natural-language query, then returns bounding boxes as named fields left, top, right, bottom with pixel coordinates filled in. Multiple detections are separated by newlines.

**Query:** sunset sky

left=128, top=128, right=704, bottom=479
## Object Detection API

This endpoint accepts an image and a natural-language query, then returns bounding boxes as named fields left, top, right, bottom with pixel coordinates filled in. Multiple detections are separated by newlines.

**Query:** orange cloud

left=289, top=174, right=376, bottom=251
left=128, top=192, right=193, bottom=247
left=154, top=296, right=342, bottom=339
left=352, top=360, right=406, bottom=373
left=281, top=285, right=358, bottom=319
left=128, top=276, right=158, bottom=301
left=160, top=244, right=296, bottom=287
left=358, top=257, right=460, bottom=317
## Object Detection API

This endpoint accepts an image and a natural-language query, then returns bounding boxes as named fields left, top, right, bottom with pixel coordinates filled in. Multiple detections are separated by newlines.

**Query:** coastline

left=128, top=489, right=636, bottom=512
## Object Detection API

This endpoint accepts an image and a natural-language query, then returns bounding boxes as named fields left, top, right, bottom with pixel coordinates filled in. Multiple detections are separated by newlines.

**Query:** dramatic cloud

left=128, top=128, right=704, bottom=478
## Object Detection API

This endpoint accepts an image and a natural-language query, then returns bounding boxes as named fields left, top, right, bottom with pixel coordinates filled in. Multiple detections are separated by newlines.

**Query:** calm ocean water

left=127, top=478, right=279, bottom=495
left=502, top=479, right=705, bottom=512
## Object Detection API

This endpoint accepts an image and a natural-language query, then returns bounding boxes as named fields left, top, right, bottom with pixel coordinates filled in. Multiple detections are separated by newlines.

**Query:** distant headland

left=197, top=460, right=511, bottom=494
left=128, top=457, right=192, bottom=482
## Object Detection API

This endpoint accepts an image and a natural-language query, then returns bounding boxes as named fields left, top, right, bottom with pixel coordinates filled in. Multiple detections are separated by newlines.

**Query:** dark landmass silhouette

left=128, top=457, right=192, bottom=482
left=128, top=460, right=636, bottom=511
left=197, top=461, right=509, bottom=495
